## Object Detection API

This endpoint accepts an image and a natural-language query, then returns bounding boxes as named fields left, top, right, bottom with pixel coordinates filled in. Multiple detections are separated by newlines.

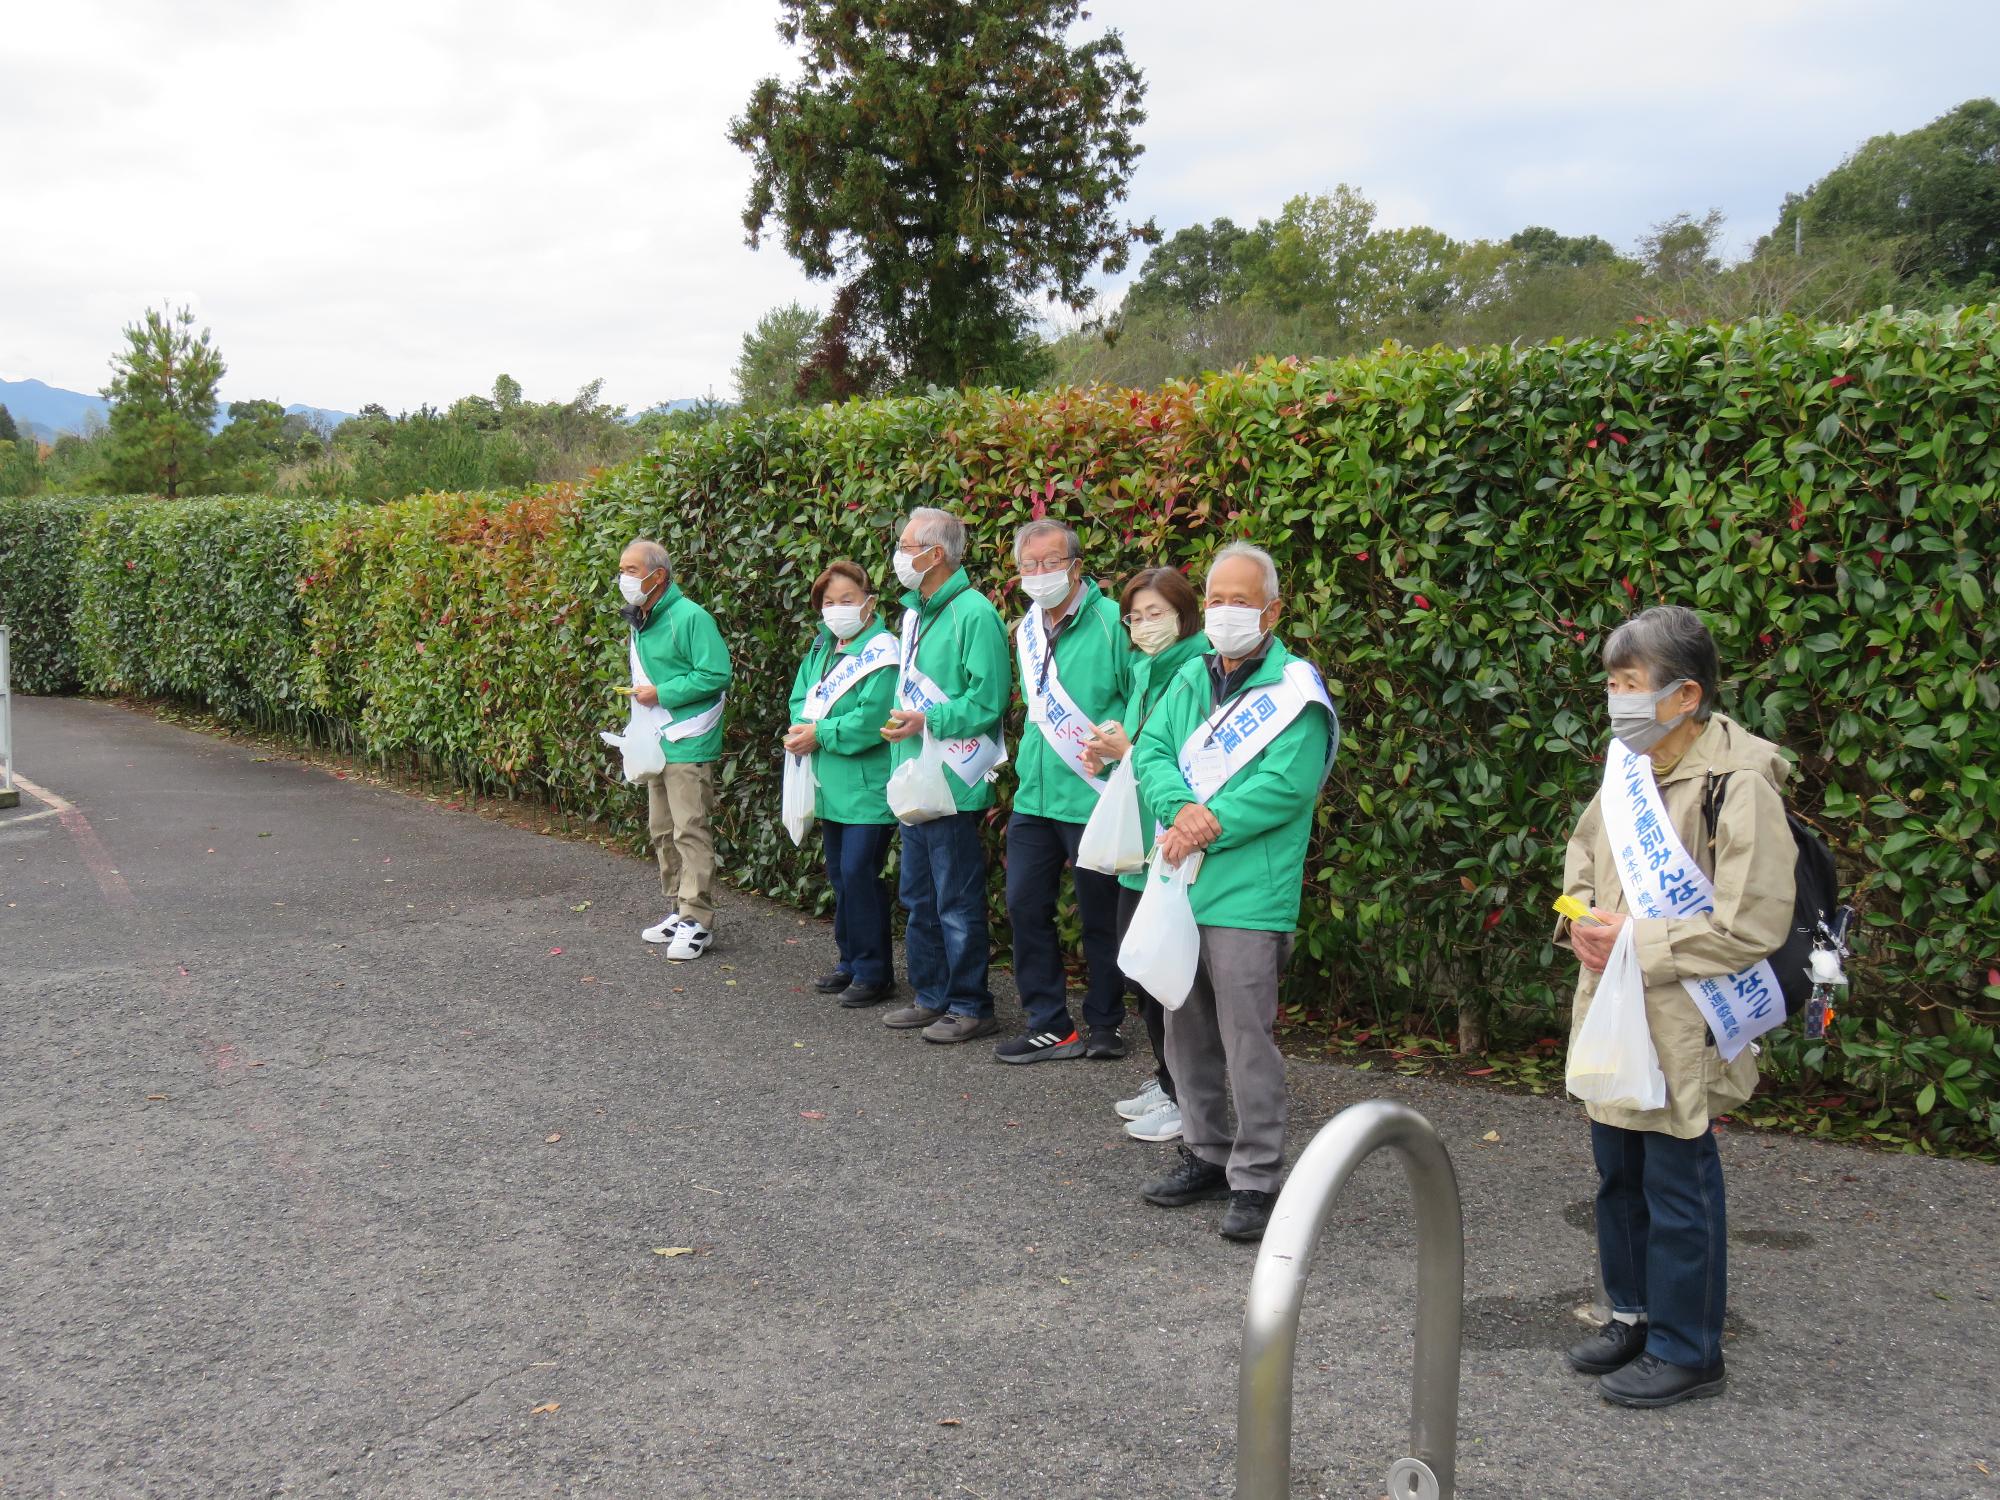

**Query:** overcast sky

left=3, top=0, right=1994, bottom=413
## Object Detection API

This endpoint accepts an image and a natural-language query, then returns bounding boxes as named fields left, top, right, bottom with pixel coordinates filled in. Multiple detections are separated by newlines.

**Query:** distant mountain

left=0, top=377, right=353, bottom=439
left=0, top=378, right=108, bottom=438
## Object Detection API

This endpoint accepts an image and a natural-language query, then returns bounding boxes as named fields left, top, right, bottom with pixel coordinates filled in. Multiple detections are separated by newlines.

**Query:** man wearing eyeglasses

left=1129, top=543, right=1338, bottom=1242
left=994, top=518, right=1135, bottom=1064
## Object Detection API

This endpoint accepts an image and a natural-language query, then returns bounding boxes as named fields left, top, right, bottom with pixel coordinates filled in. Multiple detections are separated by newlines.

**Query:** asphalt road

left=2, top=696, right=1995, bottom=1500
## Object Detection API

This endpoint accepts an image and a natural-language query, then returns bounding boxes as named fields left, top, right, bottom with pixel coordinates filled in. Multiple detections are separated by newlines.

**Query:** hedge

left=0, top=497, right=147, bottom=693
left=7, top=304, right=1998, bottom=1148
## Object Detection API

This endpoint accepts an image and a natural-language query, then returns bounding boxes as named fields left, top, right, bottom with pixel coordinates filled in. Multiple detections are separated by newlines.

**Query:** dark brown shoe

left=883, top=1004, right=944, bottom=1030
left=921, top=1013, right=1000, bottom=1044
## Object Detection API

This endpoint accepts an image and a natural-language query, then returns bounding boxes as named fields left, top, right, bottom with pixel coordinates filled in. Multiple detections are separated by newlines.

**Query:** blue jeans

left=1005, top=812, right=1125, bottom=1037
left=1592, top=1121, right=1729, bottom=1369
left=821, top=821, right=894, bottom=988
left=898, top=811, right=992, bottom=1020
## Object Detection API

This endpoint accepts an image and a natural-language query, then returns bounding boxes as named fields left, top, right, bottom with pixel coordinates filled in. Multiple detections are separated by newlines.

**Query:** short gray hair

left=1012, top=518, right=1079, bottom=566
left=625, top=537, right=671, bottom=577
left=1209, top=542, right=1280, bottom=605
left=906, top=507, right=966, bottom=565
left=1603, top=605, right=1720, bottom=720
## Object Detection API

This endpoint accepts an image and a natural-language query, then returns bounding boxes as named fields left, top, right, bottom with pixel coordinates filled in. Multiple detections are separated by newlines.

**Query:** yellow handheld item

left=1552, top=893, right=1605, bottom=926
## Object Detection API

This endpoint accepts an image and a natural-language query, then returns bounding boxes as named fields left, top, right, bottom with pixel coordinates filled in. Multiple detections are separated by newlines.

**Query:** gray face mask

left=1608, top=678, right=1693, bottom=752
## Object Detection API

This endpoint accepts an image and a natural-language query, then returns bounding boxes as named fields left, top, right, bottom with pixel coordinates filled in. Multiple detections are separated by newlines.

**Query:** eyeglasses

left=1122, top=610, right=1175, bottom=626
left=1019, top=554, right=1078, bottom=576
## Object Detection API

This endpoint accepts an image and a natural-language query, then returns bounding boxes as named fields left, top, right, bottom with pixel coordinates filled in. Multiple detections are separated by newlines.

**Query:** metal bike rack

left=0, top=624, right=17, bottom=809
left=1237, top=1099, right=1464, bottom=1500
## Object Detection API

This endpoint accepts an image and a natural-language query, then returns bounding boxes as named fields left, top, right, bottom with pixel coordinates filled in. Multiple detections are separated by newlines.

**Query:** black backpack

left=1700, top=773, right=1841, bottom=1014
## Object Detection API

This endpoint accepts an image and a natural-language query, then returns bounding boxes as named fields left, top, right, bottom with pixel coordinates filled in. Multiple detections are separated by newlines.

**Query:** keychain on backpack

left=1804, top=905, right=1852, bottom=1040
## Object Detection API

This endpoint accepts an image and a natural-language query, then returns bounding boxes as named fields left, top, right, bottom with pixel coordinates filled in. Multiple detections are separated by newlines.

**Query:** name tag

left=1190, top=745, right=1228, bottom=788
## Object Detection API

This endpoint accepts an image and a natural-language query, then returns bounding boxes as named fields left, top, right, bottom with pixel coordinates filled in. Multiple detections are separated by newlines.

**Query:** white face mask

left=1608, top=678, right=1693, bottom=753
left=893, top=547, right=931, bottom=590
left=1204, top=604, right=1268, bottom=659
left=618, top=571, right=653, bottom=607
left=822, top=602, right=869, bottom=640
left=1129, top=617, right=1179, bottom=656
left=1020, top=566, right=1075, bottom=611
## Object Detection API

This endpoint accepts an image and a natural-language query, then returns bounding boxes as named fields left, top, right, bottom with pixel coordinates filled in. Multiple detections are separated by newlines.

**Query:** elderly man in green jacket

left=1131, top=542, right=1338, bottom=1243
left=995, top=518, right=1134, bottom=1064
left=878, top=508, right=1012, bottom=1044
left=620, top=538, right=732, bottom=962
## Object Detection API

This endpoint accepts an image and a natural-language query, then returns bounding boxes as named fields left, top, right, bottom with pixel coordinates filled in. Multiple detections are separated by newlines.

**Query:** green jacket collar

left=1207, top=637, right=1294, bottom=697
left=1146, top=630, right=1208, bottom=681
left=637, top=581, right=685, bottom=633
left=901, top=566, right=973, bottom=619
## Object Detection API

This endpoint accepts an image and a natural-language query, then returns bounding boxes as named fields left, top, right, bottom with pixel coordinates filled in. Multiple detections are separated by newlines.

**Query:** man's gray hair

left=906, top=507, right=966, bottom=565
left=626, top=537, right=671, bottom=577
left=1603, top=605, right=1720, bottom=720
left=1209, top=541, right=1280, bottom=604
left=1012, top=518, right=1079, bottom=566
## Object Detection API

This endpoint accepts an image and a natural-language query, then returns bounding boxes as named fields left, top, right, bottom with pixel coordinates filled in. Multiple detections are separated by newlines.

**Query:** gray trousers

left=1164, top=926, right=1294, bottom=1193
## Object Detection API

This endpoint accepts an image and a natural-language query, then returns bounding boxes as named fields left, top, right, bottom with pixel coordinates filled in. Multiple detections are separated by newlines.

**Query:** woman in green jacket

left=1081, top=567, right=1209, bottom=1143
left=784, top=561, right=902, bottom=1009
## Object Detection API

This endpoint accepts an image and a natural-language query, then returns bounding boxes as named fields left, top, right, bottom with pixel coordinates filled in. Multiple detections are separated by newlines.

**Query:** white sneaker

left=665, top=922, right=712, bottom=961
left=641, top=912, right=686, bottom=944
left=1125, top=1099, right=1183, bottom=1143
left=1115, top=1079, right=1168, bottom=1120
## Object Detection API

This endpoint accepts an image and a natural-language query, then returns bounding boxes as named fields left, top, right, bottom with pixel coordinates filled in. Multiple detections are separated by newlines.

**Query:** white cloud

left=2, top=0, right=1993, bottom=409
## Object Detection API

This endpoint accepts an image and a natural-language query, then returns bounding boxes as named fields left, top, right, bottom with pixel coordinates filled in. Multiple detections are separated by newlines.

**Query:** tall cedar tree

left=101, top=306, right=225, bottom=498
left=730, top=0, right=1155, bottom=390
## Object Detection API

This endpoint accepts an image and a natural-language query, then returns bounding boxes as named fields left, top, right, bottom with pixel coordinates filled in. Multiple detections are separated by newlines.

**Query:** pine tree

left=101, top=305, right=226, bottom=497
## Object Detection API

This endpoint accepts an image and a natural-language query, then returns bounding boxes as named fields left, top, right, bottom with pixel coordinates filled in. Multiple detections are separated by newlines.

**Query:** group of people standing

left=615, top=510, right=1798, bottom=1409
left=615, top=507, right=1337, bottom=1246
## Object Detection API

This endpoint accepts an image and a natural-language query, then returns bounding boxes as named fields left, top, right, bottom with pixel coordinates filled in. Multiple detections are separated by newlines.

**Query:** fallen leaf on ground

left=545, top=1133, right=563, bottom=1143
left=1005, top=1121, right=1021, bottom=1128
left=793, top=1042, right=805, bottom=1049
left=146, top=1093, right=169, bottom=1101
left=652, top=1247, right=694, bottom=1257
left=800, top=1110, right=826, bottom=1120
left=937, top=1418, right=961, bottom=1427
left=531, top=1402, right=560, bottom=1415
left=1482, top=1130, right=1501, bottom=1143
left=547, top=947, right=563, bottom=956
left=724, top=979, right=738, bottom=986
left=177, top=965, right=189, bottom=976
left=580, top=976, right=597, bottom=983
left=570, top=902, right=591, bottom=912
left=1058, top=1277, right=1072, bottom=1286
left=784, top=938, right=799, bottom=945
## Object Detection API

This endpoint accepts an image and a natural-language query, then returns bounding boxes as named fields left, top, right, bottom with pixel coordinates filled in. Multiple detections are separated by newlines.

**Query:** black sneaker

left=1567, top=1318, right=1648, bottom=1375
left=1220, top=1189, right=1276, bottom=1242
left=837, top=980, right=896, bottom=1009
left=1084, top=1026, right=1127, bottom=1060
left=994, top=1029, right=1085, bottom=1065
left=813, top=969, right=854, bottom=994
left=1141, top=1144, right=1229, bottom=1207
left=1598, top=1353, right=1726, bottom=1408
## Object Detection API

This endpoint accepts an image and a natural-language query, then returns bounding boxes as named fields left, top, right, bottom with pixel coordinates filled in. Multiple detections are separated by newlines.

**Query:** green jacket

left=890, top=567, right=1010, bottom=813
left=1113, top=630, right=1211, bottom=892
left=1131, top=640, right=1337, bottom=931
left=1011, top=580, right=1134, bottom=824
left=631, top=582, right=731, bottom=764
left=786, top=619, right=898, bottom=826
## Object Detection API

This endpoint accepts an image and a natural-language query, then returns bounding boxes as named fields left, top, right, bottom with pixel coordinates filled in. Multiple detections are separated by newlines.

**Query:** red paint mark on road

left=14, top=775, right=132, bottom=907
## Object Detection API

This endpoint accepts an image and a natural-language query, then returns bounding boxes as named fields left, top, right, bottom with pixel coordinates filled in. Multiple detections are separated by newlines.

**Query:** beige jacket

left=1560, top=714, right=1798, bottom=1138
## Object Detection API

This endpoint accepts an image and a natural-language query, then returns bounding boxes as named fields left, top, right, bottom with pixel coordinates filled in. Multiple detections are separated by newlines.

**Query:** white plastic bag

left=600, top=710, right=666, bottom=784
left=1565, top=922, right=1667, bottom=1110
left=781, top=750, right=818, bottom=847
left=1117, top=849, right=1202, bottom=1010
left=1075, top=756, right=1145, bottom=875
left=886, top=731, right=957, bottom=825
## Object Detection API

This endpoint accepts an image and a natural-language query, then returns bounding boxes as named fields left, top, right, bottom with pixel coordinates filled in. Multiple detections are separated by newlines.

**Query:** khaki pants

left=642, top=761, right=718, bottom=929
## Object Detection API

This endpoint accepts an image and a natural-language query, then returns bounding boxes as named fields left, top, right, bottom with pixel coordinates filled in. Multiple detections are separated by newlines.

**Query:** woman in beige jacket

left=1559, top=606, right=1797, bottom=1408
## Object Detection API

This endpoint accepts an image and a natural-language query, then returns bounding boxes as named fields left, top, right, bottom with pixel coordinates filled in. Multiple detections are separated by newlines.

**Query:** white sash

left=631, top=636, right=726, bottom=744
left=898, top=607, right=1007, bottom=787
left=1016, top=605, right=1109, bottom=790
left=1175, top=658, right=1336, bottom=803
left=803, top=630, right=900, bottom=723
left=1598, top=738, right=1785, bottom=1061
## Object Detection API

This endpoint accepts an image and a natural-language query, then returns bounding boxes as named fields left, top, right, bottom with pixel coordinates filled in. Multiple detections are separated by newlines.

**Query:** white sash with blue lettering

left=1598, top=737, right=1785, bottom=1061
left=1176, top=658, right=1336, bottom=803
left=1015, top=604, right=1109, bottom=790
left=631, top=637, right=725, bottom=744
left=803, top=630, right=900, bottom=723
left=898, top=608, right=1007, bottom=787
